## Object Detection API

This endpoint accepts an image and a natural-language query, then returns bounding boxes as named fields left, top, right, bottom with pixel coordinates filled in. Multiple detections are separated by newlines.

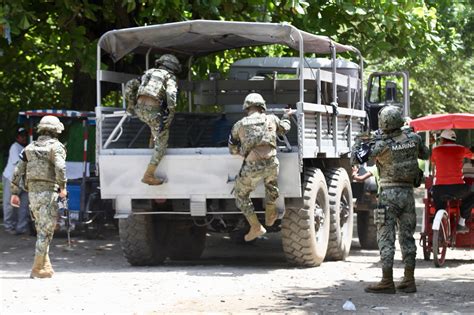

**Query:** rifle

left=58, top=194, right=71, bottom=248
left=352, top=129, right=382, bottom=165
left=158, top=99, right=170, bottom=133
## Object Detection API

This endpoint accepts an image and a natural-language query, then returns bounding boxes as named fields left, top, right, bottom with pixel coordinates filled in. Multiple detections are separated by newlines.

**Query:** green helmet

left=378, top=105, right=404, bottom=131
left=37, top=115, right=64, bottom=134
left=243, top=93, right=267, bottom=111
left=155, top=54, right=181, bottom=73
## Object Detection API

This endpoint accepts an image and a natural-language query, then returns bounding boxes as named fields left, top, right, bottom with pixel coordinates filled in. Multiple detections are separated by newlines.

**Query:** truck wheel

left=357, top=211, right=378, bottom=249
left=281, top=167, right=330, bottom=267
left=119, top=213, right=167, bottom=266
left=324, top=168, right=354, bottom=261
left=168, top=221, right=207, bottom=260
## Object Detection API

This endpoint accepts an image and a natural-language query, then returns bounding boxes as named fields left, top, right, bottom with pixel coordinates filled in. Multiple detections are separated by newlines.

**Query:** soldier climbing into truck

left=229, top=93, right=295, bottom=242
left=128, top=54, right=181, bottom=185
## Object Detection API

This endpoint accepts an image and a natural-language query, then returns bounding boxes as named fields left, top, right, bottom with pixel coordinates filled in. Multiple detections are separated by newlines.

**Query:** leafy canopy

left=0, top=0, right=472, bottom=153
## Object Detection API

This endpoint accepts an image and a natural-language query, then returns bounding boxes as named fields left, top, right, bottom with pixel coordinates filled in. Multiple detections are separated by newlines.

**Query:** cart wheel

left=432, top=212, right=449, bottom=267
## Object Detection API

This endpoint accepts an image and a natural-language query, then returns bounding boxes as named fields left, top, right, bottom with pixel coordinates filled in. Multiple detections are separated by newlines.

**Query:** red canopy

left=409, top=113, right=474, bottom=132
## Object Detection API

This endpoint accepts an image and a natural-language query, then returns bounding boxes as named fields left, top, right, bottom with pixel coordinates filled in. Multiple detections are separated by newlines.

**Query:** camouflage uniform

left=229, top=93, right=291, bottom=225
left=370, top=128, right=429, bottom=269
left=12, top=135, right=66, bottom=254
left=353, top=105, right=429, bottom=293
left=136, top=58, right=178, bottom=166
left=11, top=116, right=66, bottom=278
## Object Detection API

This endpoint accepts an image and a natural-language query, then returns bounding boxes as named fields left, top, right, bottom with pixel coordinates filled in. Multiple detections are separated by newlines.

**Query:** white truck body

left=96, top=20, right=369, bottom=266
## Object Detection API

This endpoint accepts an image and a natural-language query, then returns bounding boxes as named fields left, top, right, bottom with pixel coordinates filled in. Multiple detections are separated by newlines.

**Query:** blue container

left=68, top=183, right=81, bottom=211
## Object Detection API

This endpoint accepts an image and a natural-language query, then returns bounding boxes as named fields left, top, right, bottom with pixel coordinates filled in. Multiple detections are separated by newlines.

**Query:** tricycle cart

left=409, top=113, right=474, bottom=267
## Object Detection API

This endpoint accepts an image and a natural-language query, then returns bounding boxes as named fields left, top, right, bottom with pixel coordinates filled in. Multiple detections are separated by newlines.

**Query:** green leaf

left=126, top=0, right=136, bottom=13
left=19, top=15, right=30, bottom=29
left=355, top=8, right=367, bottom=15
left=412, top=6, right=425, bottom=18
left=83, top=8, right=97, bottom=21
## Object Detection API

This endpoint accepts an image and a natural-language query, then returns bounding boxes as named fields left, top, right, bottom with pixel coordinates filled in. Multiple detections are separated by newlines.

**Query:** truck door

left=366, top=72, right=410, bottom=130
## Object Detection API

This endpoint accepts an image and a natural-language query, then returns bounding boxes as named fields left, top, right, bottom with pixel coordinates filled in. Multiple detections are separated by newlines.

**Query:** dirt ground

left=1, top=189, right=473, bottom=314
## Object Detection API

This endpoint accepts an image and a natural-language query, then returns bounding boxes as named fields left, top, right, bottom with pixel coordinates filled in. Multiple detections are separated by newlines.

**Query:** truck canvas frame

left=96, top=20, right=371, bottom=267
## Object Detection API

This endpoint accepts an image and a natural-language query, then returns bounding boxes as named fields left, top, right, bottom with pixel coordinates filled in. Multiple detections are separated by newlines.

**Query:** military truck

left=96, top=20, right=409, bottom=266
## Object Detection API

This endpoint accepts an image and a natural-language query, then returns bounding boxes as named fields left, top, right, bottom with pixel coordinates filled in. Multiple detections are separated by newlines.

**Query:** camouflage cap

left=378, top=105, right=404, bottom=131
left=155, top=54, right=181, bottom=73
left=37, top=115, right=64, bottom=134
left=243, top=93, right=267, bottom=111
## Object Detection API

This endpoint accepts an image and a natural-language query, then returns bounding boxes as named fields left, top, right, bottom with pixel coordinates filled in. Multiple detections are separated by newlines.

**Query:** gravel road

left=1, top=188, right=473, bottom=314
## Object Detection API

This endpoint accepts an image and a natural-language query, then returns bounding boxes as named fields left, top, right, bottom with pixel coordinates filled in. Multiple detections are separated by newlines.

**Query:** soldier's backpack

left=241, top=114, right=275, bottom=156
left=137, top=68, right=169, bottom=100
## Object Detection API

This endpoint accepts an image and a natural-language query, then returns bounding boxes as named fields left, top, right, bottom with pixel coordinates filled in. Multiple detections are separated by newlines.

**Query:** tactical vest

left=25, top=138, right=59, bottom=185
left=377, top=132, right=419, bottom=186
left=137, top=68, right=169, bottom=100
left=239, top=113, right=276, bottom=156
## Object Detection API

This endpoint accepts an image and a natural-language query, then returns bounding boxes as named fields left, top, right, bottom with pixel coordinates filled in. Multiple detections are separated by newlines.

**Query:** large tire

left=281, top=168, right=330, bottom=267
left=119, top=213, right=168, bottom=266
left=168, top=221, right=207, bottom=260
left=357, top=211, right=378, bottom=250
left=324, top=168, right=354, bottom=261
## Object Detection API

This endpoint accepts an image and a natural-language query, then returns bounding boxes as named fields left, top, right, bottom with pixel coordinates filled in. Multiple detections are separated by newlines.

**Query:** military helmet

left=243, top=93, right=267, bottom=111
left=440, top=129, right=456, bottom=141
left=378, top=105, right=404, bottom=131
left=37, top=115, right=64, bottom=134
left=155, top=54, right=181, bottom=73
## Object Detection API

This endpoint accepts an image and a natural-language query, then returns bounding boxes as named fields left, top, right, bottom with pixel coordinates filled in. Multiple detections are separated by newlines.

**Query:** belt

left=379, top=182, right=412, bottom=188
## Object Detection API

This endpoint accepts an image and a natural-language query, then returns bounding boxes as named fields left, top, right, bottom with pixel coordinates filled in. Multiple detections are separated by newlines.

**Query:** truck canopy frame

left=98, top=20, right=357, bottom=61
left=97, top=20, right=363, bottom=110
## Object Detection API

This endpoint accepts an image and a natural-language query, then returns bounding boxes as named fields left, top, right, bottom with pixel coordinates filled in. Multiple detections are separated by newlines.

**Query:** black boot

left=364, top=268, right=396, bottom=294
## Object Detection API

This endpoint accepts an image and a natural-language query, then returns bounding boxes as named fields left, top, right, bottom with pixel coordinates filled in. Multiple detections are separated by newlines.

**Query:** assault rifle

left=58, top=194, right=71, bottom=248
left=352, top=129, right=382, bottom=164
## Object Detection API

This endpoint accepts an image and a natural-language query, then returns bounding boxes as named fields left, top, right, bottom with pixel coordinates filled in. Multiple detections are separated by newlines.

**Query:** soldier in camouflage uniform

left=229, top=93, right=293, bottom=242
left=133, top=54, right=180, bottom=185
left=352, top=105, right=429, bottom=294
left=10, top=115, right=67, bottom=278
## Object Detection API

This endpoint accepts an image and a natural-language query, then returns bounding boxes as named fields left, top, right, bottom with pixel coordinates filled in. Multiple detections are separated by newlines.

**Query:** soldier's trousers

left=29, top=191, right=59, bottom=256
left=377, top=186, right=417, bottom=269
left=135, top=100, right=170, bottom=166
left=234, top=157, right=279, bottom=217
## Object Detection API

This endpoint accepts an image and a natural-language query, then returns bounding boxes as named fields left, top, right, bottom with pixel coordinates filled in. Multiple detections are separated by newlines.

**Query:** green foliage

left=0, top=0, right=472, bottom=154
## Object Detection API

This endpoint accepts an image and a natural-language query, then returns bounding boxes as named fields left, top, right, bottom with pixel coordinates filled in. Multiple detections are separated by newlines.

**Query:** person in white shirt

left=2, top=128, right=30, bottom=234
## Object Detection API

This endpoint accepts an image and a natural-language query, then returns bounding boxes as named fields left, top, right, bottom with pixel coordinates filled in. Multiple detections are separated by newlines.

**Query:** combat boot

left=265, top=204, right=278, bottom=227
left=364, top=268, right=396, bottom=294
left=396, top=266, right=416, bottom=293
left=30, top=255, right=53, bottom=279
left=244, top=214, right=266, bottom=242
left=43, top=254, right=55, bottom=276
left=141, top=164, right=165, bottom=185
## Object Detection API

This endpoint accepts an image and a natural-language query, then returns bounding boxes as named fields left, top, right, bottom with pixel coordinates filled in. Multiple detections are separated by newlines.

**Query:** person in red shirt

left=431, top=129, right=474, bottom=233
